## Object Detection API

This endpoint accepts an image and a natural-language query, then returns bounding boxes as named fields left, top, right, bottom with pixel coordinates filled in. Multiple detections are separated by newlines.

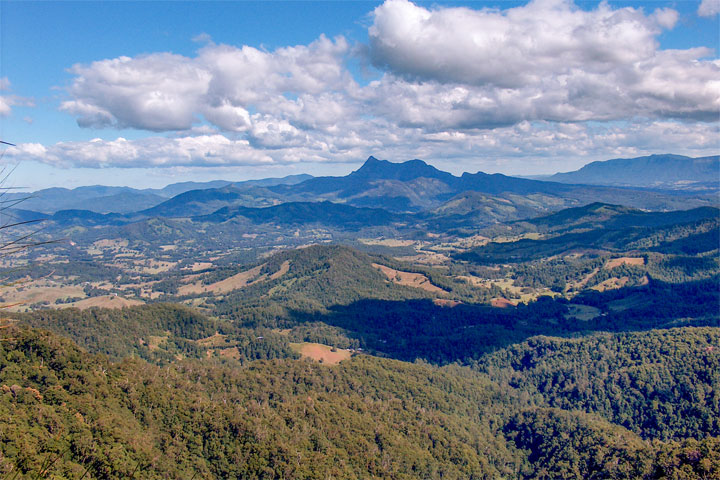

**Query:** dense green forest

left=2, top=324, right=719, bottom=479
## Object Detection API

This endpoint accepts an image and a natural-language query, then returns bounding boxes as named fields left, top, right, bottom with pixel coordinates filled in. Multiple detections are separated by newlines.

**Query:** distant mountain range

left=10, top=155, right=719, bottom=232
left=7, top=174, right=312, bottom=214
left=547, top=154, right=719, bottom=189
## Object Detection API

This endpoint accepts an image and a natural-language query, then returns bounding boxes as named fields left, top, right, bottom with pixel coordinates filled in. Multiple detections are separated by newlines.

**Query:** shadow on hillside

left=284, top=276, right=719, bottom=364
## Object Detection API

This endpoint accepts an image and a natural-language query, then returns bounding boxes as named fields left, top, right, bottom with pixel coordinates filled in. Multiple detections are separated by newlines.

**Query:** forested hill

left=549, top=154, right=719, bottom=188
left=1, top=324, right=719, bottom=479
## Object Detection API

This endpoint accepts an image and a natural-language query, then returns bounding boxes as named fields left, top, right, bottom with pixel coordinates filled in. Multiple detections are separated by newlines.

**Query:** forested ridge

left=2, top=322, right=719, bottom=479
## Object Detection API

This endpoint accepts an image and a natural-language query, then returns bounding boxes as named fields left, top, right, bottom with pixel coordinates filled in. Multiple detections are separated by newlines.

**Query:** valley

left=1, top=154, right=719, bottom=479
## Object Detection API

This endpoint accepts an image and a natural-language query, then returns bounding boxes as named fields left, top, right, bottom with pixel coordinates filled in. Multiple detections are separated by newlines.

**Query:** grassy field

left=290, top=342, right=353, bottom=364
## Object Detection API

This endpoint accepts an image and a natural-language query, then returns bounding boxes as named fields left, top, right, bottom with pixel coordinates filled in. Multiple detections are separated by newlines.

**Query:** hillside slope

left=549, top=154, right=719, bottom=188
left=2, top=324, right=719, bottom=479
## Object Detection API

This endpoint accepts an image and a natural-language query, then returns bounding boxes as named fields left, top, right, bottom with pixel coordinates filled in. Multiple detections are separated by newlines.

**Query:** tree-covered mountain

left=2, top=323, right=719, bottom=479
left=22, top=155, right=715, bottom=231
left=196, top=201, right=406, bottom=228
left=267, top=156, right=713, bottom=212
left=4, top=175, right=314, bottom=215
left=548, top=154, right=720, bottom=189
left=461, top=204, right=720, bottom=263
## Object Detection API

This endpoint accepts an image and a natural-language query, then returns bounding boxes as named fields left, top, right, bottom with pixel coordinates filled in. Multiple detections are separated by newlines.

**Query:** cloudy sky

left=0, top=0, right=718, bottom=190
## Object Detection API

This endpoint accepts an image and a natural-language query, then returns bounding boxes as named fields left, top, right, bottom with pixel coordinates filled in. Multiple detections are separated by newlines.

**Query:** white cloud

left=60, top=35, right=353, bottom=133
left=8, top=120, right=717, bottom=175
left=367, top=0, right=717, bottom=124
left=1, top=77, right=13, bottom=116
left=0, top=77, right=34, bottom=117
left=0, top=97, right=12, bottom=117
left=42, top=0, right=720, bottom=172
left=698, top=0, right=720, bottom=16
left=60, top=53, right=211, bottom=130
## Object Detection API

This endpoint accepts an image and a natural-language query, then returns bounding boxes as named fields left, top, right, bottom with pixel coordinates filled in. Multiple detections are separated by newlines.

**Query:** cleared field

left=190, top=262, right=214, bottom=271
left=372, top=263, right=445, bottom=293
left=68, top=295, right=144, bottom=310
left=592, top=276, right=629, bottom=292
left=358, top=238, right=417, bottom=247
left=134, top=260, right=177, bottom=274
left=491, top=298, right=517, bottom=308
left=2, top=280, right=86, bottom=311
left=573, top=267, right=600, bottom=290
left=491, top=233, right=542, bottom=243
left=605, top=257, right=645, bottom=269
left=270, top=261, right=291, bottom=279
left=443, top=235, right=490, bottom=249
left=290, top=342, right=352, bottom=364
left=178, top=265, right=264, bottom=295
left=396, top=251, right=451, bottom=265
left=459, top=275, right=551, bottom=303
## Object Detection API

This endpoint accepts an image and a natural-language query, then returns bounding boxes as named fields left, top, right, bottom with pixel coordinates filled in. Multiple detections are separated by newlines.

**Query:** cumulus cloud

left=698, top=0, right=720, bottom=16
left=368, top=0, right=717, bottom=125
left=8, top=120, right=718, bottom=175
left=60, top=35, right=353, bottom=132
left=38, top=0, right=719, bottom=171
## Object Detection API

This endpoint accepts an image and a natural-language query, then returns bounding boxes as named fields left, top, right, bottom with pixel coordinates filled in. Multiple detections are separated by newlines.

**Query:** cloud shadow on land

left=282, top=276, right=720, bottom=364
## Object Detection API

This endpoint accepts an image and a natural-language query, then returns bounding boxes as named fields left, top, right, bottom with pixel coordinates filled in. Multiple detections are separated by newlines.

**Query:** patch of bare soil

left=270, top=261, right=290, bottom=280
left=372, top=263, right=446, bottom=294
left=290, top=342, right=352, bottom=364
left=592, top=276, right=630, bottom=292
left=491, top=298, right=517, bottom=308
left=605, top=257, right=645, bottom=269
left=178, top=265, right=265, bottom=295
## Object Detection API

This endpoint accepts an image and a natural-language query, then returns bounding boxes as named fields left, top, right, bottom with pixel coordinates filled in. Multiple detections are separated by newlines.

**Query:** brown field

left=136, top=260, right=177, bottom=274
left=605, top=257, right=645, bottom=269
left=178, top=265, right=264, bottom=295
left=270, top=261, right=290, bottom=280
left=491, top=298, right=517, bottom=308
left=190, top=262, right=214, bottom=272
left=358, top=238, right=417, bottom=247
left=2, top=280, right=86, bottom=311
left=592, top=276, right=629, bottom=292
left=445, top=235, right=490, bottom=249
left=492, top=233, right=542, bottom=243
left=396, top=251, right=451, bottom=265
left=67, top=295, right=144, bottom=310
left=372, top=263, right=445, bottom=293
left=290, top=342, right=352, bottom=364
left=573, top=267, right=600, bottom=290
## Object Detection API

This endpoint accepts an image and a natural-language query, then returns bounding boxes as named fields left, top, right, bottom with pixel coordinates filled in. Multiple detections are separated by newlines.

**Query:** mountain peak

left=352, top=156, right=452, bottom=182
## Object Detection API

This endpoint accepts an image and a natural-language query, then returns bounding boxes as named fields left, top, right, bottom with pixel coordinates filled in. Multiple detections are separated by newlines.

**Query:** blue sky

left=0, top=0, right=718, bottom=190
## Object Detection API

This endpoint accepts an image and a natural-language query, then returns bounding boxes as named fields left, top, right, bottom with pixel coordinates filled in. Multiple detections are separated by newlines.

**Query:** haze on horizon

left=0, top=0, right=718, bottom=190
